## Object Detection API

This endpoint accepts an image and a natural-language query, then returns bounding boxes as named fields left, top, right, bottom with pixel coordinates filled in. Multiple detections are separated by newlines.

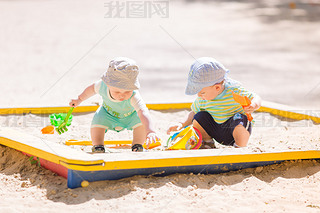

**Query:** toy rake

left=55, top=107, right=74, bottom=134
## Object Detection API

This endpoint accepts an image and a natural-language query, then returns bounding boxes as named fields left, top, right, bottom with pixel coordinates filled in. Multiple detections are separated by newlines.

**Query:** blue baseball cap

left=185, top=57, right=229, bottom=95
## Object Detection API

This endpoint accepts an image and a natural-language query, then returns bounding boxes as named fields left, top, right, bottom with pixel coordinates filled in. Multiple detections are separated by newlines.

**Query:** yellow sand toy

left=166, top=125, right=202, bottom=150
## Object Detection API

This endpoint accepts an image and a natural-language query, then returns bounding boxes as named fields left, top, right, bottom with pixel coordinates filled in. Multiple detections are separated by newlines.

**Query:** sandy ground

left=1, top=0, right=320, bottom=212
left=1, top=109, right=320, bottom=213
left=1, top=144, right=320, bottom=213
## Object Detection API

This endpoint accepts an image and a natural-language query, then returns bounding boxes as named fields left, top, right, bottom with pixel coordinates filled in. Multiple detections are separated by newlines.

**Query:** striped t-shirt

left=191, top=81, right=256, bottom=124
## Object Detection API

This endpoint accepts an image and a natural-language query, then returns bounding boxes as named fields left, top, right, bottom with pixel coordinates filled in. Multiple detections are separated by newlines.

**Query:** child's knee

left=233, top=124, right=250, bottom=136
left=193, top=111, right=211, bottom=122
left=233, top=124, right=250, bottom=147
left=192, top=119, right=200, bottom=127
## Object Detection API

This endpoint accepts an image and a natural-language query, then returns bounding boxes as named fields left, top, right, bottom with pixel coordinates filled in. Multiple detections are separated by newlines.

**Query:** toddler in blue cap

left=167, top=57, right=261, bottom=148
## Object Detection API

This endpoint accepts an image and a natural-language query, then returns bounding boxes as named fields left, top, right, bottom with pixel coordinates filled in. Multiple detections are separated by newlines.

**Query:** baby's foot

left=200, top=139, right=216, bottom=149
left=92, top=145, right=105, bottom=153
left=131, top=144, right=144, bottom=152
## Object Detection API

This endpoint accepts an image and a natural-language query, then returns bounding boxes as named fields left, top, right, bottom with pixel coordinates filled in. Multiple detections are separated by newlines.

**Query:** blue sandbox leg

left=67, top=169, right=83, bottom=189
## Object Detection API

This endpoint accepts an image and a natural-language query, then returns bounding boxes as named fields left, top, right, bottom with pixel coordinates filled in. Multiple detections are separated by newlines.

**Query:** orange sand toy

left=107, top=141, right=162, bottom=149
left=65, top=139, right=161, bottom=149
left=41, top=125, right=55, bottom=134
left=65, top=139, right=131, bottom=146
left=232, top=91, right=253, bottom=122
left=108, top=144, right=131, bottom=149
left=143, top=140, right=162, bottom=149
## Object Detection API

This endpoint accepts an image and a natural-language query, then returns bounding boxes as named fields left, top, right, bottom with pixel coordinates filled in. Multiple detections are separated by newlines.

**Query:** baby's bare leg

left=91, top=127, right=105, bottom=146
left=192, top=119, right=211, bottom=141
left=132, top=125, right=146, bottom=145
left=232, top=125, right=250, bottom=147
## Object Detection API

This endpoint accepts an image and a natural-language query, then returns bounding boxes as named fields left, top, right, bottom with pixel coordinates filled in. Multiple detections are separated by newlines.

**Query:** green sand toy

left=49, top=107, right=74, bottom=134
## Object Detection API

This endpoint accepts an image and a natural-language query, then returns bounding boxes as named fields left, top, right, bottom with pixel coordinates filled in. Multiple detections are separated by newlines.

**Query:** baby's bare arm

left=138, top=109, right=156, bottom=134
left=137, top=109, right=159, bottom=145
left=182, top=111, right=195, bottom=127
left=69, top=84, right=96, bottom=107
left=167, top=111, right=195, bottom=134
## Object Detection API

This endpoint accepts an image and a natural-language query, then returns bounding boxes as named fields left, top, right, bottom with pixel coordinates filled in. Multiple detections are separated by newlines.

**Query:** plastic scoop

left=143, top=139, right=162, bottom=149
left=41, top=125, right=55, bottom=134
left=49, top=109, right=73, bottom=128
left=53, top=107, right=74, bottom=134
left=232, top=91, right=253, bottom=122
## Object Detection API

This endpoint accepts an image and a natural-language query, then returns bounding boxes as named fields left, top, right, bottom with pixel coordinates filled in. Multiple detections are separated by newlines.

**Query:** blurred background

left=0, top=0, right=319, bottom=109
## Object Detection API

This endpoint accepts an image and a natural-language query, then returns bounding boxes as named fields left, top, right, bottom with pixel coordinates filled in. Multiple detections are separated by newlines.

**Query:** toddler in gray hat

left=70, top=57, right=159, bottom=153
left=167, top=57, right=261, bottom=148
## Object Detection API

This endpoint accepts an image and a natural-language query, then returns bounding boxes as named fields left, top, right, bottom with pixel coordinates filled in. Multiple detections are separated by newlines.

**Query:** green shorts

left=91, top=106, right=142, bottom=132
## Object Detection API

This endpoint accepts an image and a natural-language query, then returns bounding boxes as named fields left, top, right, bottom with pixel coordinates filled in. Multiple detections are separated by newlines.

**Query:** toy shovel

left=232, top=92, right=253, bottom=122
left=56, top=107, right=74, bottom=134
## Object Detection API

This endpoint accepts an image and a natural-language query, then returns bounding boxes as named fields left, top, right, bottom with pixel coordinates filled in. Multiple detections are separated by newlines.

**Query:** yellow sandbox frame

left=0, top=101, right=319, bottom=188
left=1, top=127, right=319, bottom=188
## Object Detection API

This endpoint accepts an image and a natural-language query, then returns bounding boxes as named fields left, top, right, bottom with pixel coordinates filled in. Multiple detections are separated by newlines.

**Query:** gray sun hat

left=102, top=57, right=140, bottom=90
left=185, top=57, right=229, bottom=95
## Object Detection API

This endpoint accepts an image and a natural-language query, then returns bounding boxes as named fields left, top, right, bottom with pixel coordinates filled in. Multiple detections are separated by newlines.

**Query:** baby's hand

left=69, top=98, right=82, bottom=107
left=145, top=132, right=160, bottom=148
left=243, top=103, right=257, bottom=114
left=167, top=123, right=183, bottom=134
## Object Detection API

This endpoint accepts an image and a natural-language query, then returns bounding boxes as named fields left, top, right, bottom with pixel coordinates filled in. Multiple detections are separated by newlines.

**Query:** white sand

left=1, top=143, right=320, bottom=213
left=1, top=0, right=320, bottom=212
left=1, top=110, right=320, bottom=212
